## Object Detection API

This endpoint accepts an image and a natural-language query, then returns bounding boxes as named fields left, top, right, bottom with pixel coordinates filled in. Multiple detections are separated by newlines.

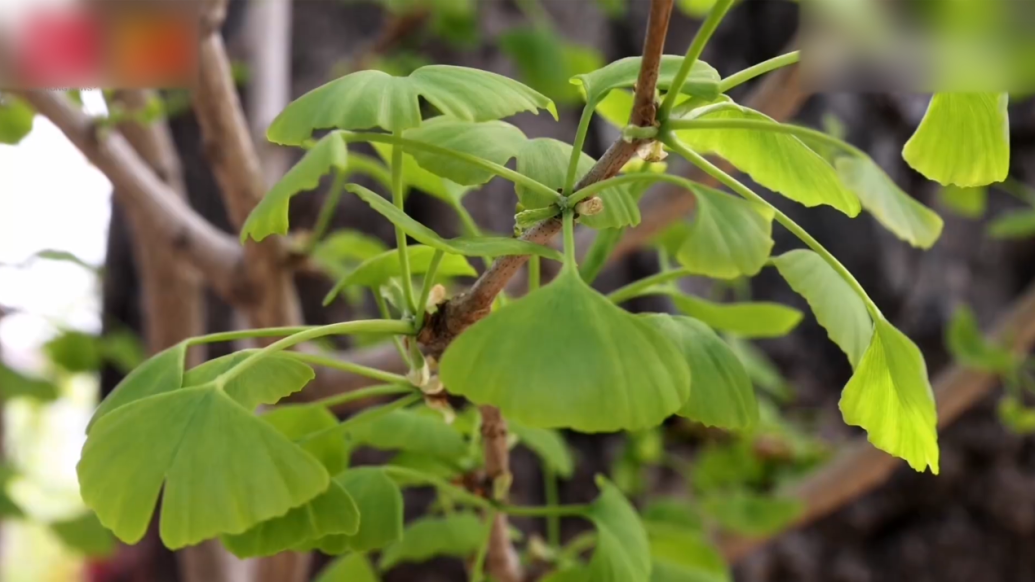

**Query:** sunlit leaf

left=839, top=320, right=939, bottom=473
left=675, top=102, right=860, bottom=217
left=0, top=95, right=34, bottom=145
left=585, top=476, right=652, bottom=582
left=938, top=185, right=987, bottom=219
left=243, top=132, right=349, bottom=242
left=644, top=315, right=758, bottom=430
left=835, top=156, right=943, bottom=248
left=50, top=512, right=116, bottom=557
left=441, top=268, right=690, bottom=432
left=182, top=351, right=314, bottom=411
left=510, top=422, right=575, bottom=478
left=676, top=183, right=773, bottom=279
left=647, top=522, right=729, bottom=582
left=379, top=512, right=484, bottom=569
left=572, top=55, right=721, bottom=105
left=345, top=408, right=467, bottom=459
left=268, top=66, right=556, bottom=144
left=348, top=184, right=563, bottom=260
left=988, top=209, right=1035, bottom=239
left=595, top=89, right=634, bottom=128
left=664, top=292, right=803, bottom=339
left=945, top=305, right=1015, bottom=374
left=700, top=490, right=802, bottom=537
left=89, top=343, right=187, bottom=431
left=0, top=363, right=58, bottom=401
left=315, top=553, right=380, bottom=582
left=771, top=250, right=872, bottom=367
left=675, top=0, right=719, bottom=17
left=903, top=92, right=1009, bottom=187
left=0, top=465, right=21, bottom=518
left=78, top=386, right=330, bottom=547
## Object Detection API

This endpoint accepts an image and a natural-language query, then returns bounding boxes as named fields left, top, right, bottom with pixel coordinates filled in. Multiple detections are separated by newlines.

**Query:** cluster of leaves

left=69, top=0, right=1016, bottom=579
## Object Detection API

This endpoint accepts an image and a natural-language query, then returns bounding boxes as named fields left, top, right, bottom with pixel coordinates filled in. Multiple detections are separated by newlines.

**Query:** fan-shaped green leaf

left=78, top=386, right=330, bottom=547
left=647, top=522, right=729, bottom=582
left=643, top=315, right=758, bottom=430
left=510, top=423, right=575, bottom=478
left=499, top=26, right=604, bottom=104
left=945, top=305, right=1015, bottom=374
left=676, top=184, right=773, bottom=279
left=834, top=156, right=943, bottom=248
left=222, top=480, right=359, bottom=557
left=379, top=512, right=484, bottom=569
left=310, top=230, right=389, bottom=279
left=315, top=553, right=380, bottom=582
left=988, top=209, right=1035, bottom=239
left=0, top=363, right=58, bottom=401
left=839, top=320, right=939, bottom=473
left=262, top=404, right=352, bottom=476
left=50, top=511, right=116, bottom=557
left=347, top=184, right=563, bottom=260
left=326, top=245, right=475, bottom=300
left=586, top=476, right=651, bottom=582
left=440, top=268, right=690, bottom=432
left=345, top=408, right=467, bottom=459
left=0, top=96, right=34, bottom=145
left=182, top=351, right=315, bottom=411
left=404, top=118, right=527, bottom=185
left=303, top=468, right=404, bottom=553
left=268, top=66, right=555, bottom=145
left=675, top=103, right=860, bottom=216
left=665, top=292, right=802, bottom=339
left=902, top=92, right=1009, bottom=187
left=88, top=343, right=187, bottom=431
left=572, top=55, right=721, bottom=105
left=771, top=250, right=872, bottom=367
left=243, top=132, right=349, bottom=242
left=372, top=142, right=471, bottom=204
left=700, top=490, right=802, bottom=536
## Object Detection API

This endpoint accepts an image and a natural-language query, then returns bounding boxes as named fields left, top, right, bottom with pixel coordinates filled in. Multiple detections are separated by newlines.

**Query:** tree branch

left=719, top=280, right=1035, bottom=562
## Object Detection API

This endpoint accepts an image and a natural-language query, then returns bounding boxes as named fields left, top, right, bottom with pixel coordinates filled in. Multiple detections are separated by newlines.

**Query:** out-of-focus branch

left=115, top=89, right=255, bottom=582
left=11, top=89, right=246, bottom=302
left=246, top=0, right=293, bottom=184
left=719, top=280, right=1035, bottom=561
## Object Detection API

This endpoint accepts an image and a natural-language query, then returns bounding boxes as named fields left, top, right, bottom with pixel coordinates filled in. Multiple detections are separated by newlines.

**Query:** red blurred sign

left=16, top=9, right=103, bottom=88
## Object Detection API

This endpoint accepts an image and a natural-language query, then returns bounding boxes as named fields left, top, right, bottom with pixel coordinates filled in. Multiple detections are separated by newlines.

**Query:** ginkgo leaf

left=324, top=245, right=475, bottom=304
left=643, top=315, right=758, bottom=430
left=499, top=26, right=604, bottom=104
left=839, top=320, right=939, bottom=473
left=310, top=230, right=389, bottom=280
left=674, top=102, right=861, bottom=216
left=302, top=468, right=405, bottom=553
left=182, top=351, right=315, bottom=411
left=345, top=408, right=468, bottom=459
left=834, top=156, right=943, bottom=249
left=404, top=118, right=528, bottom=185
left=664, top=292, right=803, bottom=339
left=221, top=480, right=359, bottom=557
left=262, top=404, right=352, bottom=477
left=440, top=268, right=690, bottom=432
left=88, top=343, right=187, bottom=431
left=315, top=553, right=380, bottom=582
left=595, top=89, right=635, bottom=128
left=0, top=96, right=34, bottom=145
left=243, top=132, right=349, bottom=242
left=647, top=522, right=729, bottom=582
left=988, top=209, right=1035, bottom=239
left=268, top=66, right=556, bottom=145
left=938, top=185, right=987, bottom=219
left=379, top=513, right=484, bottom=569
left=50, top=512, right=116, bottom=557
left=676, top=183, right=773, bottom=279
left=902, top=92, right=1009, bottom=188
left=0, top=363, right=58, bottom=401
left=371, top=142, right=472, bottom=204
left=586, top=476, right=652, bottom=582
left=771, top=250, right=873, bottom=367
left=348, top=184, right=563, bottom=260
left=78, top=386, right=330, bottom=548
left=510, top=422, right=575, bottom=478
left=699, top=490, right=802, bottom=537
left=641, top=498, right=703, bottom=531
left=572, top=55, right=721, bottom=105
left=945, top=305, right=1015, bottom=374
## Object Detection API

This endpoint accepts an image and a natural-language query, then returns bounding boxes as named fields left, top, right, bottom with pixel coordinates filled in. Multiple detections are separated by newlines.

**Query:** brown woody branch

left=720, top=280, right=1035, bottom=561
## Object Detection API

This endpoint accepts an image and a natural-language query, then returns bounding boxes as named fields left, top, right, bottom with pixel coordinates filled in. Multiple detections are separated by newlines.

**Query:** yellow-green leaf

left=572, top=55, right=721, bottom=105
left=379, top=513, right=484, bottom=569
left=586, top=476, right=652, bottom=582
left=665, top=292, right=802, bottom=339
left=677, top=183, right=773, bottom=279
